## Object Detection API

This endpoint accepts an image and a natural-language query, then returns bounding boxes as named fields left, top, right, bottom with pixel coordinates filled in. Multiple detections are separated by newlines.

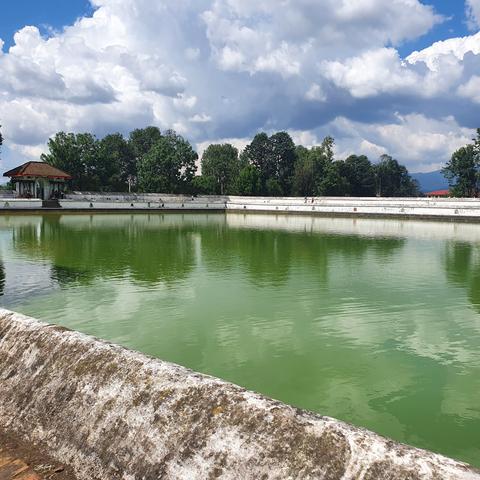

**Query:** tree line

left=40, top=128, right=197, bottom=194
left=38, top=127, right=420, bottom=197
left=3, top=123, right=480, bottom=197
left=442, top=129, right=480, bottom=197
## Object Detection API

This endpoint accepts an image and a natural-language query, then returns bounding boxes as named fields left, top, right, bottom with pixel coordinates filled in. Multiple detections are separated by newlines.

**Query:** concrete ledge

left=0, top=309, right=479, bottom=479
left=3, top=195, right=480, bottom=222
left=0, top=198, right=43, bottom=209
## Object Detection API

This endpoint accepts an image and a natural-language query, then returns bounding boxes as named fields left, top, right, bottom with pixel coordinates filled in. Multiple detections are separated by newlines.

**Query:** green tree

left=235, top=164, right=261, bottom=196
left=0, top=125, right=3, bottom=157
left=292, top=145, right=326, bottom=196
left=320, top=136, right=335, bottom=163
left=128, top=126, right=163, bottom=189
left=137, top=130, right=197, bottom=193
left=313, top=136, right=340, bottom=195
left=41, top=132, right=99, bottom=190
left=318, top=161, right=350, bottom=196
left=243, top=133, right=273, bottom=194
left=292, top=137, right=336, bottom=196
left=375, top=155, right=419, bottom=197
left=243, top=131, right=297, bottom=195
left=97, top=133, right=134, bottom=192
left=129, top=126, right=163, bottom=158
left=201, top=143, right=239, bottom=194
left=442, top=144, right=479, bottom=197
left=293, top=146, right=316, bottom=196
left=266, top=177, right=282, bottom=196
left=41, top=132, right=79, bottom=185
left=343, top=155, right=376, bottom=196
left=191, top=175, right=217, bottom=195
left=270, top=132, right=296, bottom=195
left=75, top=133, right=100, bottom=190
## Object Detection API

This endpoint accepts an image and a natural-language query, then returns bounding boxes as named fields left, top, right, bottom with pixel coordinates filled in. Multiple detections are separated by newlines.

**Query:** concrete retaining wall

left=0, top=309, right=478, bottom=480
left=3, top=193, right=480, bottom=220
left=59, top=194, right=226, bottom=211
left=0, top=198, right=42, bottom=209
left=59, top=200, right=226, bottom=210
left=226, top=196, right=480, bottom=220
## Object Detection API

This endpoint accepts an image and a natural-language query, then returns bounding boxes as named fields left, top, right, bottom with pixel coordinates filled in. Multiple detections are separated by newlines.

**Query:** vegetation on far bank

left=442, top=129, right=480, bottom=197
left=37, top=127, right=420, bottom=197
left=1, top=124, right=479, bottom=197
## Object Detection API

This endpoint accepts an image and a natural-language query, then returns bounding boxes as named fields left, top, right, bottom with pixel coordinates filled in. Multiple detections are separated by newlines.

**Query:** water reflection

left=444, top=241, right=480, bottom=312
left=0, top=213, right=480, bottom=466
left=200, top=226, right=405, bottom=287
left=5, top=214, right=407, bottom=290
left=10, top=214, right=199, bottom=286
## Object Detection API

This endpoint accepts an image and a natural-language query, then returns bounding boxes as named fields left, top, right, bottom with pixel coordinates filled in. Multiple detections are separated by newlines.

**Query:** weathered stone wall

left=0, top=309, right=479, bottom=480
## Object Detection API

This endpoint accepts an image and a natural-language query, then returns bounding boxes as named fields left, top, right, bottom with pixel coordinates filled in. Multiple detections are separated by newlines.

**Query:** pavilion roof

left=3, top=161, right=72, bottom=180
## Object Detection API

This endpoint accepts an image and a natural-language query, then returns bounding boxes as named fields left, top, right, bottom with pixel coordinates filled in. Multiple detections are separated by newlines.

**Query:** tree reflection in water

left=10, top=214, right=406, bottom=290
left=444, top=241, right=480, bottom=312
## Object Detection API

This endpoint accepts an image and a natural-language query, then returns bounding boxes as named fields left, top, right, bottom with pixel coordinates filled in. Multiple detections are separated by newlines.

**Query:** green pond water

left=1, top=212, right=480, bottom=466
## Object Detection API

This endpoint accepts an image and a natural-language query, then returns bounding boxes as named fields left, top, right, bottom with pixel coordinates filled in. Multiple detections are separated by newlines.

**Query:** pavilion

left=3, top=162, right=72, bottom=200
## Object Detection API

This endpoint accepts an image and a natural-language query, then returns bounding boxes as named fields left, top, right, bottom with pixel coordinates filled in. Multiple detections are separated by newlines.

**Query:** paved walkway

left=0, top=435, right=72, bottom=480
left=0, top=449, right=42, bottom=480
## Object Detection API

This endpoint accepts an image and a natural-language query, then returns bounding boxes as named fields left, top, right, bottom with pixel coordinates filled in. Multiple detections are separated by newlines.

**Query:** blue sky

left=0, top=0, right=479, bottom=175
left=0, top=0, right=92, bottom=49
left=398, top=0, right=471, bottom=55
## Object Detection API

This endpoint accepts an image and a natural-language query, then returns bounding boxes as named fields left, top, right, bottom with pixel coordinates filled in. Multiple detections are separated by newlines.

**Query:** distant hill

left=412, top=170, right=449, bottom=193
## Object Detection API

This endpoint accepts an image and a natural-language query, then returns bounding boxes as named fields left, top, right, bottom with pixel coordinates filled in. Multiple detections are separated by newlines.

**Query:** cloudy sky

left=0, top=0, right=479, bottom=175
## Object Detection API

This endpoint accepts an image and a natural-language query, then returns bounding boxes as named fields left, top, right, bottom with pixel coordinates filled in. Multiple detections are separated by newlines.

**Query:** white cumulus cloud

left=0, top=0, right=477, bottom=175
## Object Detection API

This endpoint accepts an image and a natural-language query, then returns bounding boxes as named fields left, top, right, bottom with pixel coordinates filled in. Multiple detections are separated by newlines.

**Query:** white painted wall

left=0, top=198, right=43, bottom=209
left=226, top=196, right=480, bottom=219
left=4, top=193, right=480, bottom=221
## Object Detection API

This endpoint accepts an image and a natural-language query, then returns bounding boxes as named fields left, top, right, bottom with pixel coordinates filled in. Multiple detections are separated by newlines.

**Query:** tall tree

left=292, top=145, right=327, bottom=196
left=129, top=126, right=163, bottom=158
left=97, top=133, right=135, bottom=192
left=137, top=130, right=197, bottom=193
left=0, top=125, right=3, bottom=158
left=343, top=155, right=376, bottom=196
left=318, top=160, right=350, bottom=196
left=235, top=164, right=261, bottom=196
left=270, top=132, right=296, bottom=195
left=128, top=126, right=163, bottom=189
left=293, top=146, right=316, bottom=196
left=243, top=131, right=297, bottom=195
left=243, top=133, right=274, bottom=194
left=375, top=155, right=419, bottom=197
left=320, top=136, right=335, bottom=163
left=41, top=132, right=99, bottom=191
left=442, top=144, right=479, bottom=197
left=76, top=133, right=101, bottom=190
left=201, top=143, right=239, bottom=194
